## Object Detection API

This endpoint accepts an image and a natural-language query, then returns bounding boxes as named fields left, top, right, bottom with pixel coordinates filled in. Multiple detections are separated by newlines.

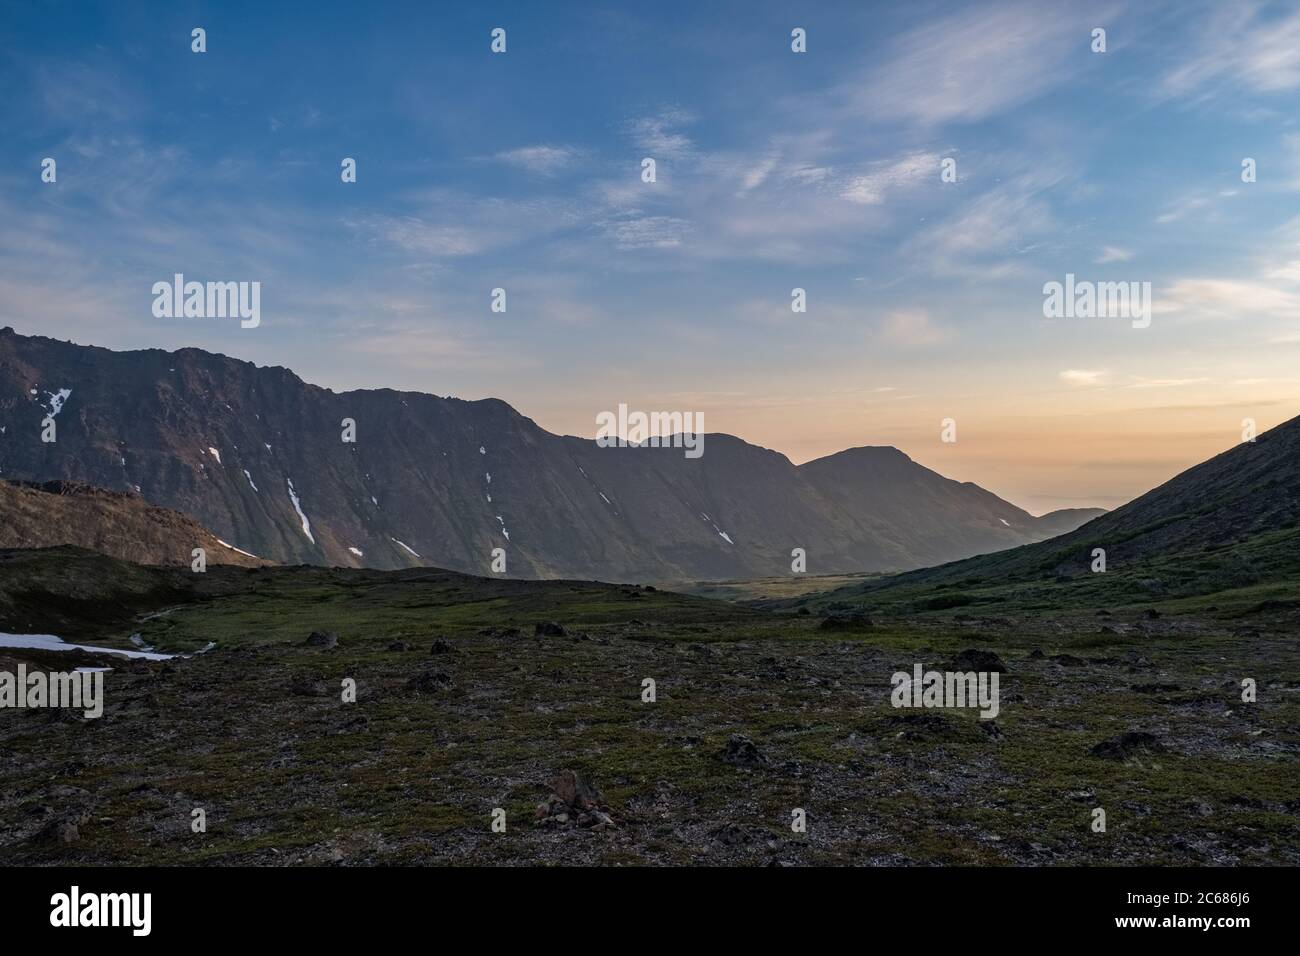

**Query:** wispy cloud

left=1155, top=194, right=1212, bottom=224
left=493, top=145, right=579, bottom=175
left=902, top=165, right=1063, bottom=278
left=849, top=2, right=1107, bottom=126
left=603, top=215, right=692, bottom=249
left=840, top=152, right=939, bottom=205
left=626, top=107, right=695, bottom=160
left=1159, top=276, right=1300, bottom=319
left=1060, top=369, right=1110, bottom=387
left=1161, top=1, right=1300, bottom=98
left=347, top=194, right=578, bottom=258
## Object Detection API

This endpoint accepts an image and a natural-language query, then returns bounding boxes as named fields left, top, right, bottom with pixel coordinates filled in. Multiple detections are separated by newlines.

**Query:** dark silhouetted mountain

left=0, top=328, right=1100, bottom=581
left=1033, top=507, right=1111, bottom=538
left=796, top=414, right=1300, bottom=611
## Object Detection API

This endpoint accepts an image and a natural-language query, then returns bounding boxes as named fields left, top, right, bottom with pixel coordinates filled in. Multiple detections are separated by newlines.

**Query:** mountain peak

left=0, top=329, right=1099, bottom=580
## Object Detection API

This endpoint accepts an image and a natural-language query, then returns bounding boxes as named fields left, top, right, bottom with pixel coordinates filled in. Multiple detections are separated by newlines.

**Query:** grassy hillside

left=780, top=415, right=1300, bottom=619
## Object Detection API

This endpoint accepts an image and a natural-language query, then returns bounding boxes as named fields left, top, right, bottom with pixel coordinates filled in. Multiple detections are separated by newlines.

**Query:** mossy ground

left=1, top=550, right=1296, bottom=865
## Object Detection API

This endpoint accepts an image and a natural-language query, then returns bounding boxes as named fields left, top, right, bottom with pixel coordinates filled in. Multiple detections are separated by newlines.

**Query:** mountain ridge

left=788, top=412, right=1300, bottom=613
left=0, top=327, right=1102, bottom=581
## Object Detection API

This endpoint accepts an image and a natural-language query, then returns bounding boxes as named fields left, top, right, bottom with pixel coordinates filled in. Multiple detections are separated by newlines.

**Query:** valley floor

left=1, top=557, right=1297, bottom=865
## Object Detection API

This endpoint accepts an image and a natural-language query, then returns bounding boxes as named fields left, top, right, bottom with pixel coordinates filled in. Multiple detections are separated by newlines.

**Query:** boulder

left=304, top=631, right=338, bottom=649
left=950, top=648, right=1007, bottom=673
left=719, top=734, right=770, bottom=769
left=535, top=770, right=616, bottom=830
left=1090, top=731, right=1164, bottom=760
left=407, top=668, right=453, bottom=693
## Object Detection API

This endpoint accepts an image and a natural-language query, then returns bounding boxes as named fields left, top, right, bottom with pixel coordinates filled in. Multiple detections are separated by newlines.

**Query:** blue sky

left=3, top=0, right=1299, bottom=512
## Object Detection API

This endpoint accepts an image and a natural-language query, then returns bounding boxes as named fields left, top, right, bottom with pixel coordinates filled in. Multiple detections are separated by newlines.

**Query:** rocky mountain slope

left=0, top=479, right=267, bottom=568
left=792, top=413, right=1300, bottom=612
left=0, top=328, right=1100, bottom=581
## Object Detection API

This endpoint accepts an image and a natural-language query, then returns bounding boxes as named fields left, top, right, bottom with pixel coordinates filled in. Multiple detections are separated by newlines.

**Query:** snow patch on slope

left=216, top=539, right=260, bottom=559
left=39, top=387, right=72, bottom=418
left=286, top=478, right=315, bottom=543
left=392, top=538, right=420, bottom=558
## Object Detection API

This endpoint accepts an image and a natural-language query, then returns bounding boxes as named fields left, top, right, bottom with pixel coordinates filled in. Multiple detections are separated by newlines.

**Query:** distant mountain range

left=0, top=328, right=1101, bottom=581
left=794, top=413, right=1300, bottom=613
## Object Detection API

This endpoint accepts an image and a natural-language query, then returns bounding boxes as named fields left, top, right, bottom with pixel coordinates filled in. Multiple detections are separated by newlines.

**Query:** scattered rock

left=336, top=713, right=369, bottom=732
left=535, top=621, right=566, bottom=637
left=551, top=770, right=600, bottom=810
left=1090, top=731, right=1165, bottom=760
left=535, top=771, right=616, bottom=830
left=1132, top=682, right=1180, bottom=693
left=719, top=734, right=770, bottom=769
left=950, top=648, right=1007, bottom=673
left=290, top=678, right=329, bottom=697
left=887, top=712, right=951, bottom=738
left=34, top=812, right=88, bottom=845
left=407, top=668, right=453, bottom=693
left=304, top=630, right=338, bottom=649
left=711, top=822, right=757, bottom=847
left=1050, top=654, right=1087, bottom=667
